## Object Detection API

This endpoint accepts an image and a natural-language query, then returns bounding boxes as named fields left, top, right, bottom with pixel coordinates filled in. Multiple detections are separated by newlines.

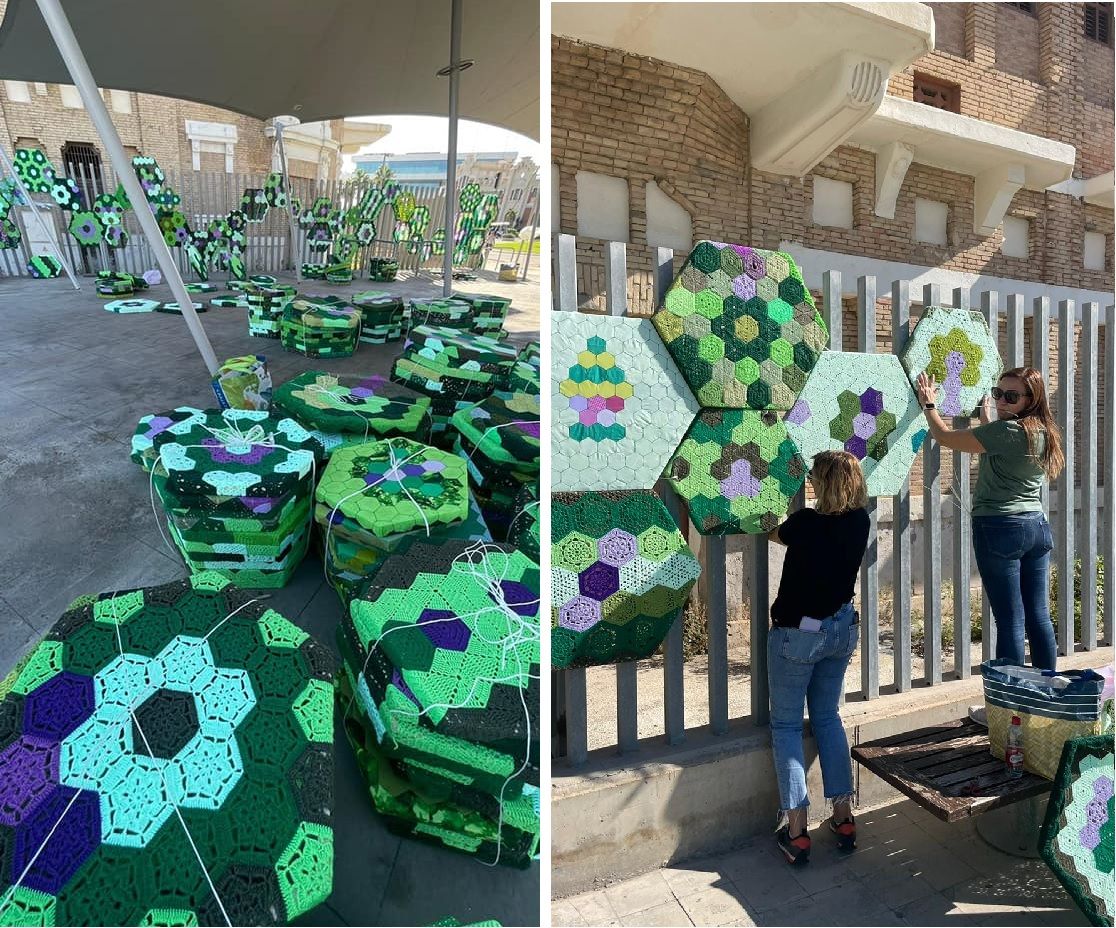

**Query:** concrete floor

left=0, top=268, right=540, bottom=927
left=552, top=797, right=1091, bottom=928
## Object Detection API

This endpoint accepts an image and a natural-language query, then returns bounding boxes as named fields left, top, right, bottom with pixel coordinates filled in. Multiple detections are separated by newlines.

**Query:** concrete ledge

left=552, top=651, right=1101, bottom=898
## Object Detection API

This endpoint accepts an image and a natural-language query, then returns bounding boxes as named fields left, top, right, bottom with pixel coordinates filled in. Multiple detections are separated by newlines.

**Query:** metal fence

left=552, top=232, right=1116, bottom=767
left=0, top=163, right=507, bottom=279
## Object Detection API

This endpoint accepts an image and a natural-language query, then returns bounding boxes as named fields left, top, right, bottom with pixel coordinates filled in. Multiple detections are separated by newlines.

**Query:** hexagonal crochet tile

left=0, top=573, right=335, bottom=926
left=552, top=313, right=698, bottom=491
left=900, top=305, right=1003, bottom=418
left=785, top=351, right=927, bottom=497
left=652, top=241, right=828, bottom=409
left=668, top=410, right=807, bottom=535
left=315, top=438, right=469, bottom=538
left=552, top=491, right=701, bottom=668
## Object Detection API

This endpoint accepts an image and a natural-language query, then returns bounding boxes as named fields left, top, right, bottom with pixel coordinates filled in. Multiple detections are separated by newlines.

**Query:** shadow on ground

left=0, top=269, right=540, bottom=927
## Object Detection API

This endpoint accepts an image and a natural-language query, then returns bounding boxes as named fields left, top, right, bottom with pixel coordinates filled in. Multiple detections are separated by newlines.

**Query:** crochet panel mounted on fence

left=552, top=490, right=701, bottom=668
left=552, top=313, right=699, bottom=492
left=785, top=351, right=927, bottom=497
left=1039, top=734, right=1114, bottom=928
left=900, top=305, right=1003, bottom=418
left=652, top=241, right=828, bottom=409
left=668, top=410, right=807, bottom=534
left=0, top=572, right=336, bottom=926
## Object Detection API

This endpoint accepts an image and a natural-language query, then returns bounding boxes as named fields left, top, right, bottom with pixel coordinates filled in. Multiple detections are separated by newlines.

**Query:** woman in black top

left=766, top=450, right=870, bottom=865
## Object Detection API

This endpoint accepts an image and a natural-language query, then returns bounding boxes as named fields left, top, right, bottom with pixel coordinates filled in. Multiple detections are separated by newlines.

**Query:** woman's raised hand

left=915, top=371, right=937, bottom=408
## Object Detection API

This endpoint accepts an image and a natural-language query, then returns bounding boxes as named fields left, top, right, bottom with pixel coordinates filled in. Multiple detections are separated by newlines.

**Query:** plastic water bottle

left=1006, top=715, right=1024, bottom=778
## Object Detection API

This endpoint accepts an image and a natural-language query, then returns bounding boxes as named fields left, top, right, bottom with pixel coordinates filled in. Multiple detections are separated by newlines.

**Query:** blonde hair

left=810, top=450, right=868, bottom=514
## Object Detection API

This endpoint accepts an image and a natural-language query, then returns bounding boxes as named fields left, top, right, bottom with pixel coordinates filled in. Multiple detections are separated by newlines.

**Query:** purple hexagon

left=597, top=529, right=638, bottom=568
left=786, top=399, right=811, bottom=426
left=12, top=785, right=101, bottom=895
left=569, top=395, right=588, bottom=413
left=417, top=608, right=471, bottom=651
left=23, top=671, right=95, bottom=742
left=499, top=580, right=537, bottom=617
left=720, top=458, right=762, bottom=500
left=731, top=274, right=757, bottom=302
left=844, top=435, right=868, bottom=459
left=859, top=388, right=884, bottom=416
left=579, top=562, right=620, bottom=601
left=852, top=412, right=877, bottom=441
left=558, top=596, right=601, bottom=632
left=0, top=736, right=59, bottom=827
left=390, top=668, right=421, bottom=707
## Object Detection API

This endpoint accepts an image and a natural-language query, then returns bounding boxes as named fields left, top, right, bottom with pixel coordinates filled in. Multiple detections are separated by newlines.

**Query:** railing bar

left=555, top=233, right=577, bottom=311
left=605, top=241, right=640, bottom=753
left=1081, top=302, right=1099, bottom=652
left=892, top=280, right=913, bottom=692
left=951, top=286, right=971, bottom=680
left=751, top=532, right=770, bottom=725
left=655, top=246, right=686, bottom=747
left=1032, top=297, right=1051, bottom=518
left=1105, top=305, right=1116, bottom=646
left=922, top=283, right=943, bottom=685
left=858, top=275, right=879, bottom=700
left=555, top=233, right=587, bottom=766
left=980, top=291, right=1002, bottom=662
left=707, top=535, right=729, bottom=735
left=1056, top=300, right=1075, bottom=659
left=823, top=269, right=842, bottom=349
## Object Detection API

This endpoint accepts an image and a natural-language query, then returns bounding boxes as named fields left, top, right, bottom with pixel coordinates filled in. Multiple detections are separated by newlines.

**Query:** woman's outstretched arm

left=915, top=372, right=987, bottom=454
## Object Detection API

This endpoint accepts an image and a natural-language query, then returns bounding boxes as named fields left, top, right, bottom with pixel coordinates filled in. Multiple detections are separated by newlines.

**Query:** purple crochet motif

left=0, top=736, right=59, bottom=827
left=499, top=580, right=537, bottom=617
left=23, top=671, right=95, bottom=742
left=201, top=437, right=269, bottom=465
left=389, top=668, right=421, bottom=707
left=417, top=609, right=471, bottom=651
left=579, top=562, right=620, bottom=601
left=720, top=458, right=762, bottom=500
left=11, top=785, right=101, bottom=895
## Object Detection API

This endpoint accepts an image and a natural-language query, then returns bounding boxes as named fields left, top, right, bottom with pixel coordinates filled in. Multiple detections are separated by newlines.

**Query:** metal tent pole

left=34, top=0, right=219, bottom=374
left=441, top=0, right=463, bottom=297
left=0, top=143, right=81, bottom=290
left=520, top=166, right=540, bottom=281
left=273, top=120, right=301, bottom=282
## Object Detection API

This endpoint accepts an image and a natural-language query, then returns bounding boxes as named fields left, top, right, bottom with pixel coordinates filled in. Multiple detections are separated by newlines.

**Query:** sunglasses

left=991, top=387, right=1031, bottom=404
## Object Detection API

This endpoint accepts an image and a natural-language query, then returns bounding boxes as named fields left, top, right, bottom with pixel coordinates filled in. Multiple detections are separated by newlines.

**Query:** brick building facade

left=0, top=78, right=346, bottom=183
left=552, top=3, right=1114, bottom=312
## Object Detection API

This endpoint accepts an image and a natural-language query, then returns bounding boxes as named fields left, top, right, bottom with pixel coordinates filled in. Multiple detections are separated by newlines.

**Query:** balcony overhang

left=552, top=2, right=935, bottom=177
left=339, top=120, right=392, bottom=156
left=1083, top=171, right=1115, bottom=209
left=848, top=95, right=1078, bottom=232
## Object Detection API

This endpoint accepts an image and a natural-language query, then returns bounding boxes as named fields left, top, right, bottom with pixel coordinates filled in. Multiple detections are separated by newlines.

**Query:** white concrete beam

left=750, top=51, right=889, bottom=177
left=1083, top=171, right=1115, bottom=209
left=874, top=140, right=914, bottom=219
left=974, top=163, right=1025, bottom=235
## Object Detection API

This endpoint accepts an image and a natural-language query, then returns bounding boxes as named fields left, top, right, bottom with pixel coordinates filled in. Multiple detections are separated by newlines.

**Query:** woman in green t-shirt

left=914, top=367, right=1065, bottom=670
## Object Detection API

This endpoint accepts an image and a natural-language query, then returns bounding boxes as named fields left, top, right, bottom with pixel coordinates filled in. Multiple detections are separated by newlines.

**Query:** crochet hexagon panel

left=552, top=490, right=701, bottom=668
left=652, top=241, right=828, bottom=409
left=0, top=573, right=335, bottom=926
left=785, top=351, right=927, bottom=497
left=552, top=314, right=698, bottom=492
left=668, top=410, right=807, bottom=535
left=900, top=306, right=1003, bottom=418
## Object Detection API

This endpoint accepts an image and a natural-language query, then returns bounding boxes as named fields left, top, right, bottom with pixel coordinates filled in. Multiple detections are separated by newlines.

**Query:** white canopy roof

left=0, top=0, right=539, bottom=138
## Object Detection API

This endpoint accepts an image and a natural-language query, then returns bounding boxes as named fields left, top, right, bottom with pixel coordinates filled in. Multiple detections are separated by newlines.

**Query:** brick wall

left=0, top=86, right=342, bottom=182
left=554, top=4, right=1114, bottom=317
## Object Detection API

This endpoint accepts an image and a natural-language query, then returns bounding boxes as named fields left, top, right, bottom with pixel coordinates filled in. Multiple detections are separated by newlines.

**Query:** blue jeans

left=767, top=603, right=858, bottom=816
left=972, top=512, right=1057, bottom=671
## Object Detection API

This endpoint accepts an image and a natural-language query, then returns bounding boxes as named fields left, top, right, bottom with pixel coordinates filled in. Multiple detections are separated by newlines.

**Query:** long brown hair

left=811, top=450, right=868, bottom=514
left=1000, top=367, right=1064, bottom=480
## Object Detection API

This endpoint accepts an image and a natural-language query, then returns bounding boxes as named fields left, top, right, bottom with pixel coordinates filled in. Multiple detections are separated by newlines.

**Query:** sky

left=342, top=115, right=539, bottom=173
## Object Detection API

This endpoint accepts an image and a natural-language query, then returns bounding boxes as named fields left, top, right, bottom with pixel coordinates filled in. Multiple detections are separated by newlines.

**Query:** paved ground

left=0, top=267, right=540, bottom=927
left=551, top=797, right=1089, bottom=928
